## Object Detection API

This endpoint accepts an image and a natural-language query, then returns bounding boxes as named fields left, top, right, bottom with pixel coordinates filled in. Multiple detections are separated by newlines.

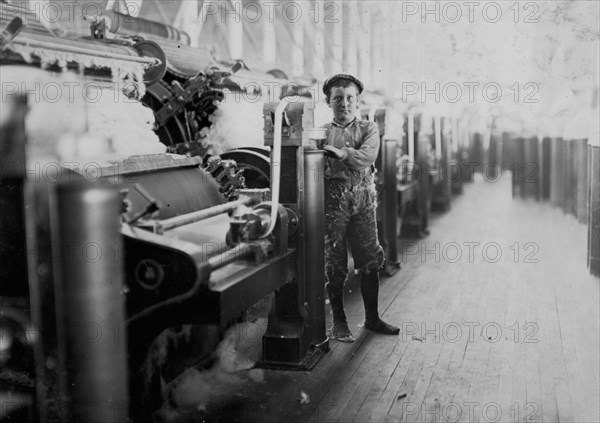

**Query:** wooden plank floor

left=163, top=174, right=599, bottom=423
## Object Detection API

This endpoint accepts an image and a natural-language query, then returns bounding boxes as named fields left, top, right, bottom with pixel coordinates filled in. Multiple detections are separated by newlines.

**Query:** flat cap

left=322, top=73, right=364, bottom=96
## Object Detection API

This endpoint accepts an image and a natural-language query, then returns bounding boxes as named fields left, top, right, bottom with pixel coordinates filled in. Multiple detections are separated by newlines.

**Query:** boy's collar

left=331, top=117, right=358, bottom=128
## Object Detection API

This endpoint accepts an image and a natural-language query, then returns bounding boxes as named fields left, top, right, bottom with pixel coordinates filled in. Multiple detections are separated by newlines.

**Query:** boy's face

left=327, top=84, right=359, bottom=125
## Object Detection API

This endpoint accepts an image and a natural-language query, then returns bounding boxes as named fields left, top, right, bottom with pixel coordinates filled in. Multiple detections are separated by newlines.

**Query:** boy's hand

left=323, top=145, right=347, bottom=160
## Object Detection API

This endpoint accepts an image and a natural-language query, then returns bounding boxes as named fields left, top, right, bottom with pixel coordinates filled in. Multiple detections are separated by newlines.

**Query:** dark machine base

left=257, top=337, right=330, bottom=371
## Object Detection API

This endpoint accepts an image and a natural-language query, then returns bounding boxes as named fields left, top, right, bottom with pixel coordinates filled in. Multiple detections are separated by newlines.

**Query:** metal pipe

left=158, top=196, right=252, bottom=232
left=302, top=149, right=327, bottom=346
left=56, top=182, right=128, bottom=422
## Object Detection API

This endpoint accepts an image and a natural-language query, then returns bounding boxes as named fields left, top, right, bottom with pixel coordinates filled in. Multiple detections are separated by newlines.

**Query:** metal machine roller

left=96, top=155, right=225, bottom=221
left=86, top=9, right=191, bottom=46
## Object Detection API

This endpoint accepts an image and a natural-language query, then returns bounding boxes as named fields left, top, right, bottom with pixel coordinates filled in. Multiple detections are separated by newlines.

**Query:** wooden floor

left=164, top=173, right=599, bottom=423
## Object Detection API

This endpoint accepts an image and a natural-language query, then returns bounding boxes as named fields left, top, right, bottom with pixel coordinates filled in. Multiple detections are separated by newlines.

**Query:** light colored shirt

left=321, top=118, right=380, bottom=186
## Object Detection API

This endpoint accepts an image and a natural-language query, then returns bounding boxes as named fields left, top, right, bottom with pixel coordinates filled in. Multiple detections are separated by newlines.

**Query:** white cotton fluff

left=201, top=94, right=266, bottom=155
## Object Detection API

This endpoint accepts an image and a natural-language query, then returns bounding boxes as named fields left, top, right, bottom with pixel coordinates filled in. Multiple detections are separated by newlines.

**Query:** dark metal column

left=439, top=118, right=452, bottom=210
left=564, top=139, right=577, bottom=215
left=541, top=137, right=552, bottom=201
left=382, top=139, right=400, bottom=275
left=56, top=182, right=128, bottom=422
left=575, top=139, right=589, bottom=223
left=550, top=138, right=564, bottom=207
left=302, top=149, right=328, bottom=348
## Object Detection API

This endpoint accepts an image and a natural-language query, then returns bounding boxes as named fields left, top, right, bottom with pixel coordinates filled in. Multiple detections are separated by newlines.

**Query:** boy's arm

left=340, top=123, right=380, bottom=170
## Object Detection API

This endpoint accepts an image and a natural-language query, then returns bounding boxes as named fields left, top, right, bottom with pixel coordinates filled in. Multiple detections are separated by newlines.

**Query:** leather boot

left=360, top=271, right=399, bottom=335
left=326, top=285, right=355, bottom=343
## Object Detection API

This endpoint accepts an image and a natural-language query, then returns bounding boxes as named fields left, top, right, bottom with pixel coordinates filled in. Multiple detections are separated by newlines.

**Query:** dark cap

left=322, top=73, right=364, bottom=96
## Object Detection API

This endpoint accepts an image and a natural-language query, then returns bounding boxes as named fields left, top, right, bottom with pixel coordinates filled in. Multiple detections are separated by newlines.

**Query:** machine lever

left=127, top=184, right=162, bottom=225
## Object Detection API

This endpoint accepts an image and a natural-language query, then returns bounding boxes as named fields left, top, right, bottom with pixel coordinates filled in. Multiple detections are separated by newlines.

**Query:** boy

left=321, top=74, right=400, bottom=342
